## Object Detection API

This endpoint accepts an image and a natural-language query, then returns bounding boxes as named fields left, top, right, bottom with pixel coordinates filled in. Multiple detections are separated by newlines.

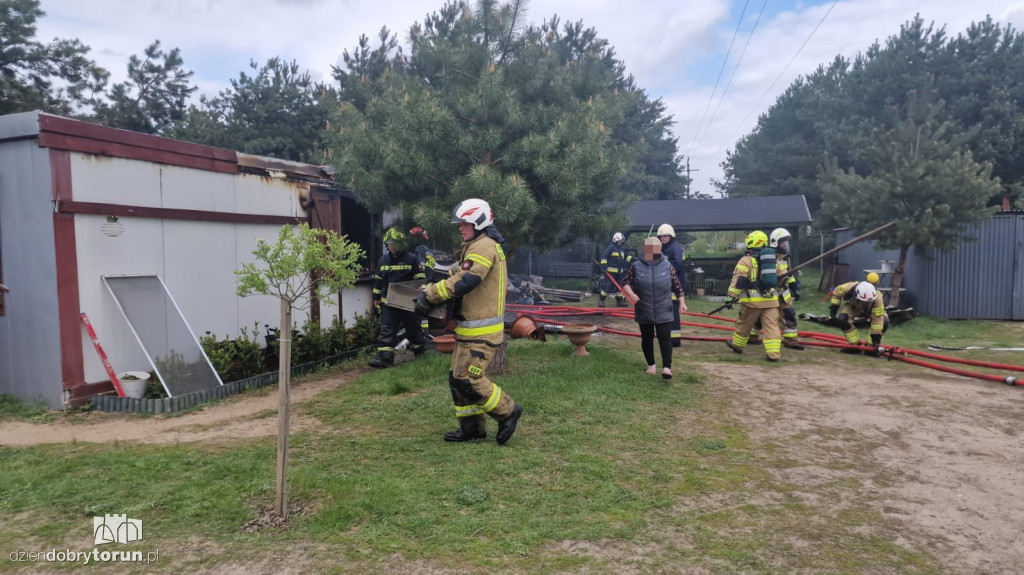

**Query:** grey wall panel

left=0, top=139, right=63, bottom=408
left=835, top=215, right=1023, bottom=319
left=920, top=216, right=1018, bottom=319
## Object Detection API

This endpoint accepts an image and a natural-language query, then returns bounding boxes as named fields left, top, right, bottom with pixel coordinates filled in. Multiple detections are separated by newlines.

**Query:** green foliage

left=325, top=1, right=686, bottom=251
left=0, top=392, right=50, bottom=421
left=91, top=40, right=196, bottom=134
left=720, top=15, right=1024, bottom=221
left=199, top=325, right=265, bottom=383
left=235, top=223, right=364, bottom=308
left=0, top=0, right=108, bottom=115
left=168, top=58, right=332, bottom=162
left=819, top=96, right=999, bottom=255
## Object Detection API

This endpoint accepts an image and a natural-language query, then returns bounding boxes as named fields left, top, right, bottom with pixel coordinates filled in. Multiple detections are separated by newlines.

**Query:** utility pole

left=683, top=158, right=699, bottom=197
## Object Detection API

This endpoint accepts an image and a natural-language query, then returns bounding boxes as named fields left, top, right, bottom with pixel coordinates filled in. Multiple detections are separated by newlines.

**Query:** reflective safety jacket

left=660, top=237, right=688, bottom=292
left=599, top=242, right=633, bottom=275
left=373, top=251, right=425, bottom=303
left=776, top=256, right=797, bottom=305
left=728, top=252, right=778, bottom=308
left=830, top=281, right=888, bottom=334
left=425, top=233, right=507, bottom=340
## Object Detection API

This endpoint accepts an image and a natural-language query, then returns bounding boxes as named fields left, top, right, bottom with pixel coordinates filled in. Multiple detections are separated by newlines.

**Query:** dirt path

left=702, top=361, right=1024, bottom=575
left=0, top=367, right=369, bottom=446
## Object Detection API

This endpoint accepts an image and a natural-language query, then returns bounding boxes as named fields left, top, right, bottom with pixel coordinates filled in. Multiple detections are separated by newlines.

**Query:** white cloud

left=33, top=0, right=1019, bottom=195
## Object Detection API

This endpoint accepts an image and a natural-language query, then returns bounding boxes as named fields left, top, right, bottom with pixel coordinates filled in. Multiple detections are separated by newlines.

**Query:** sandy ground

left=2, top=354, right=1023, bottom=574
left=0, top=367, right=371, bottom=446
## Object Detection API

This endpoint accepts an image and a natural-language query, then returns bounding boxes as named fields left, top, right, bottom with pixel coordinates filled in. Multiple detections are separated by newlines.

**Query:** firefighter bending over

left=829, top=281, right=889, bottom=355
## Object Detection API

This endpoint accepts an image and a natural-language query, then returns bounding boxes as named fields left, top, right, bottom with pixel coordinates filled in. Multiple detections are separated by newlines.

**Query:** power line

left=725, top=0, right=842, bottom=146
left=686, top=0, right=750, bottom=159
left=692, top=0, right=769, bottom=150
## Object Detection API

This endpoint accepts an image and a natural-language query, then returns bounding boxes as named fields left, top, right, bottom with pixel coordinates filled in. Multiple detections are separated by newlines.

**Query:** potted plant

left=117, top=371, right=151, bottom=399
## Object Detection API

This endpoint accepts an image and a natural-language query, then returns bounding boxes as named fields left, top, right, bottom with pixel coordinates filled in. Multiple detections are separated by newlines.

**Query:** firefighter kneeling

left=829, top=281, right=890, bottom=355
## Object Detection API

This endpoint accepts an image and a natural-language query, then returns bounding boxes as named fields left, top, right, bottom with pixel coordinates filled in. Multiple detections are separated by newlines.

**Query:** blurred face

left=658, top=235, right=670, bottom=245
left=458, top=222, right=475, bottom=241
left=643, top=238, right=662, bottom=261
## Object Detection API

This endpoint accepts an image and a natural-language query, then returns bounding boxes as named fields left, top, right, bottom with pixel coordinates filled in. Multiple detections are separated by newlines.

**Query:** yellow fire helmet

left=866, top=272, right=880, bottom=285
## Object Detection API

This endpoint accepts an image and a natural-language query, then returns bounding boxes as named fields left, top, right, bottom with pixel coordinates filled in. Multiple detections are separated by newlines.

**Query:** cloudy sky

left=35, top=0, right=1024, bottom=195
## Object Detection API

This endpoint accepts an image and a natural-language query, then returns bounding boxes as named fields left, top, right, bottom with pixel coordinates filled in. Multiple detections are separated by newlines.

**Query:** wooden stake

left=275, top=298, right=292, bottom=517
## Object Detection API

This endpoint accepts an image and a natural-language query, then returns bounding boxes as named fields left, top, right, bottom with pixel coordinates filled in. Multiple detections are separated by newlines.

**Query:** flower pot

left=117, top=371, right=151, bottom=399
left=433, top=334, right=456, bottom=354
left=696, top=288, right=705, bottom=296
left=560, top=323, right=597, bottom=356
left=510, top=315, right=546, bottom=341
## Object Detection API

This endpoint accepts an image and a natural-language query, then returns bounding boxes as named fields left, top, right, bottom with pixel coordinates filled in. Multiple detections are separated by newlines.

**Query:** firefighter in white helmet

left=770, top=228, right=804, bottom=350
left=656, top=224, right=687, bottom=347
left=415, top=198, right=523, bottom=444
left=828, top=280, right=889, bottom=355
left=598, top=232, right=632, bottom=307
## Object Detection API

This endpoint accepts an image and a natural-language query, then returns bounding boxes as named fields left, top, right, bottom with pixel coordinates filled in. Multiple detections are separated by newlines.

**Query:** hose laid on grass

left=506, top=303, right=1023, bottom=387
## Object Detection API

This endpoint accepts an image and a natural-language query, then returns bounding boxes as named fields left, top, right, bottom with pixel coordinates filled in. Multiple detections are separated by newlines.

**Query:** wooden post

left=275, top=298, right=292, bottom=517
left=787, top=221, right=897, bottom=275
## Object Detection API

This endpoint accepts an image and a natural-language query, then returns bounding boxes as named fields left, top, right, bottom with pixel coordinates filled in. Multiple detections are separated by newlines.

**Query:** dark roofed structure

left=628, top=196, right=812, bottom=232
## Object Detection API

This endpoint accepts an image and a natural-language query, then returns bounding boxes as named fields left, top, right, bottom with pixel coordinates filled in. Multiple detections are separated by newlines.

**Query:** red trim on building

left=37, top=114, right=238, bottom=175
left=50, top=150, right=86, bottom=395
left=57, top=201, right=305, bottom=226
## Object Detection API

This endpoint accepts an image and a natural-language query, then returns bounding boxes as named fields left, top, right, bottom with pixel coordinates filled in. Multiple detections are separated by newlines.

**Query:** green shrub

left=199, top=324, right=264, bottom=382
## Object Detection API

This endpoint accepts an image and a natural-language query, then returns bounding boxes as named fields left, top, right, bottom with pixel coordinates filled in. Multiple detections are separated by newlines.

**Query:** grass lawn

left=2, top=272, right=1021, bottom=573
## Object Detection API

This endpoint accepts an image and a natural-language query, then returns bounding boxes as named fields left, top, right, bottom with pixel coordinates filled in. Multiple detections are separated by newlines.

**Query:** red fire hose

left=506, top=303, right=1023, bottom=388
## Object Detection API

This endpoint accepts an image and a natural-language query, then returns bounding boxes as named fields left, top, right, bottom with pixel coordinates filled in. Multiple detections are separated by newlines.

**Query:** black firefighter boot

left=615, top=296, right=629, bottom=307
left=444, top=416, right=487, bottom=442
left=597, top=296, right=607, bottom=308
left=496, top=404, right=524, bottom=445
left=368, top=351, right=394, bottom=368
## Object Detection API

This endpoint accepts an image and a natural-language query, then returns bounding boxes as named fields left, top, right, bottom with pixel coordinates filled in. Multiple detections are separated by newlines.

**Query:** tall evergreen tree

left=818, top=96, right=999, bottom=306
left=324, top=0, right=637, bottom=251
left=325, top=0, right=685, bottom=250
left=720, top=15, right=1024, bottom=223
left=93, top=41, right=196, bottom=134
left=0, top=0, right=107, bottom=115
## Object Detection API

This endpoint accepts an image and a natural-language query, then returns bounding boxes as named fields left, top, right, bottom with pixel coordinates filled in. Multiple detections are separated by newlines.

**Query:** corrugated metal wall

left=919, top=215, right=1022, bottom=319
left=836, top=214, right=1024, bottom=319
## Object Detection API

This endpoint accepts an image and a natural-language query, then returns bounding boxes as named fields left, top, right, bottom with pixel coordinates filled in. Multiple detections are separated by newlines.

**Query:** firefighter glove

left=413, top=293, right=434, bottom=316
left=870, top=333, right=882, bottom=355
left=373, top=299, right=382, bottom=316
left=828, top=304, right=839, bottom=319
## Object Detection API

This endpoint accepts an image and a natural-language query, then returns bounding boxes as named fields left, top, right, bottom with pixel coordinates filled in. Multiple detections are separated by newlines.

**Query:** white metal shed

left=0, top=111, right=374, bottom=409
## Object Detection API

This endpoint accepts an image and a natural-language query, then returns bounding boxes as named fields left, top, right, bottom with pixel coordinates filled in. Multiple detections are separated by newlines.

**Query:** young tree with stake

left=235, top=223, right=364, bottom=516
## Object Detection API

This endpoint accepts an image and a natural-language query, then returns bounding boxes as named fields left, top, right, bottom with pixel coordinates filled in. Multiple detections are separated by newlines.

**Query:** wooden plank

left=38, top=132, right=238, bottom=174
left=38, top=114, right=236, bottom=162
left=57, top=201, right=304, bottom=226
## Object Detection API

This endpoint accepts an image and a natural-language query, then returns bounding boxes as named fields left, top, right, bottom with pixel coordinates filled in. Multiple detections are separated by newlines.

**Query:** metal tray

left=385, top=280, right=448, bottom=319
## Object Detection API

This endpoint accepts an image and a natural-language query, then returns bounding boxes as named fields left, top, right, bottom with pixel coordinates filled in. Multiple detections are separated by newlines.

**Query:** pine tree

left=819, top=96, right=999, bottom=306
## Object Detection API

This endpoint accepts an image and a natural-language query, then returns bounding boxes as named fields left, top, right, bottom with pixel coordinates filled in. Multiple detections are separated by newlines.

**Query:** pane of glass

left=102, top=276, right=222, bottom=397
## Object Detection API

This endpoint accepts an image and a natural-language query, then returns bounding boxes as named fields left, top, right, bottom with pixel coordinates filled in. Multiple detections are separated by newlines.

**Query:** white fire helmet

left=612, top=232, right=624, bottom=243
left=854, top=281, right=878, bottom=303
left=450, top=198, right=494, bottom=230
left=656, top=224, right=675, bottom=238
left=769, top=228, right=791, bottom=248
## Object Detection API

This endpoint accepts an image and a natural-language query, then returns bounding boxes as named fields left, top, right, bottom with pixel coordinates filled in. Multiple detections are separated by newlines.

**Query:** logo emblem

left=93, top=515, right=143, bottom=545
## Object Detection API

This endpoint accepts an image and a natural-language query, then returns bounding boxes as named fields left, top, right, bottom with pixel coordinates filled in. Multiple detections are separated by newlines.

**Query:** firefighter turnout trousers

left=733, top=305, right=782, bottom=360
left=449, top=334, right=517, bottom=429
left=374, top=306, right=426, bottom=364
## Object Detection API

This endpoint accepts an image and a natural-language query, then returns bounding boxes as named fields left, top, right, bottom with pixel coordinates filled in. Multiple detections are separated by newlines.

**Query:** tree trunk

left=889, top=245, right=910, bottom=308
left=275, top=298, right=292, bottom=517
left=488, top=336, right=508, bottom=375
